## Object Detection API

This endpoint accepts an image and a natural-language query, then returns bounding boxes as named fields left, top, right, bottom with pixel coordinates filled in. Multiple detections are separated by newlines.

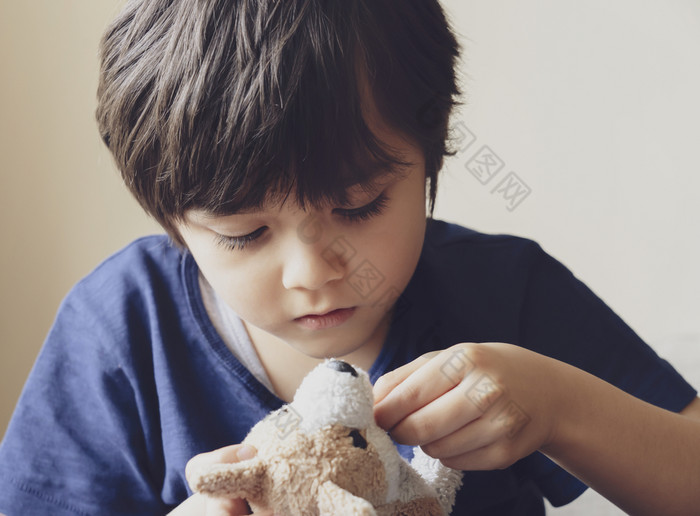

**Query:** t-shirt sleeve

left=515, top=242, right=698, bottom=506
left=0, top=278, right=170, bottom=515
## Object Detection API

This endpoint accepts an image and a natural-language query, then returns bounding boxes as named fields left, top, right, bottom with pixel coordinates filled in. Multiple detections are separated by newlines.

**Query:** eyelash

left=334, top=192, right=389, bottom=222
left=214, top=192, right=389, bottom=251
left=215, top=226, right=268, bottom=251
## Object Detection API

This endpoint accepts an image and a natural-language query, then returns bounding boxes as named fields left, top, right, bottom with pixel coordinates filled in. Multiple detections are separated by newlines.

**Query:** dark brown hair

left=96, top=0, right=460, bottom=244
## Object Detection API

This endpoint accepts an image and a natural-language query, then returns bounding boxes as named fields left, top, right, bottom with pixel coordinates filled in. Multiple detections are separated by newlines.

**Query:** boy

left=1, top=0, right=699, bottom=515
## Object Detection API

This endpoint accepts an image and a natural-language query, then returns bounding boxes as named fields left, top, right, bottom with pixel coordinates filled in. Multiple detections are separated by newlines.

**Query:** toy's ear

left=317, top=480, right=377, bottom=516
left=189, top=457, right=267, bottom=502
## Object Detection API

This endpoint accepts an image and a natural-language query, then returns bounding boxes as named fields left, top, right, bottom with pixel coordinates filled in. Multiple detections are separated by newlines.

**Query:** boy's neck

left=243, top=317, right=390, bottom=403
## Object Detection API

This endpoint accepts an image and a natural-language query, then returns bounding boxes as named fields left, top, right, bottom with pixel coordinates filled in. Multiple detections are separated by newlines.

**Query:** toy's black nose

left=327, top=359, right=358, bottom=377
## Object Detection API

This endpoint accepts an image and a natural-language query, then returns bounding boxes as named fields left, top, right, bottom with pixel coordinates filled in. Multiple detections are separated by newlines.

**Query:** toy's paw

left=411, top=447, right=463, bottom=515
left=318, top=480, right=377, bottom=516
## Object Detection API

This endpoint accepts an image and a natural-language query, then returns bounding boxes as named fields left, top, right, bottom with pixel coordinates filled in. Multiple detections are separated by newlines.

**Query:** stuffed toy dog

left=188, top=359, right=463, bottom=515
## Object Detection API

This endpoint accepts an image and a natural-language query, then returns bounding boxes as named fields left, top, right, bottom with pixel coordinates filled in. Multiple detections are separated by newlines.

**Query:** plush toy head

left=189, top=359, right=463, bottom=516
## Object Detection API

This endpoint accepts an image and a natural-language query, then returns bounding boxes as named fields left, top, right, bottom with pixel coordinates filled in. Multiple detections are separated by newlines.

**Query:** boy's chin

left=288, top=338, right=368, bottom=361
left=284, top=321, right=389, bottom=363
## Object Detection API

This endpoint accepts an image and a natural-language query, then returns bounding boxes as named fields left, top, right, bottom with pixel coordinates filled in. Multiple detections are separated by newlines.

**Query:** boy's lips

left=294, top=307, right=356, bottom=330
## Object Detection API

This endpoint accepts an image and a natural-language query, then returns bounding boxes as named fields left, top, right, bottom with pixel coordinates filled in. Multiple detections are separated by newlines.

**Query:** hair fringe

left=96, top=0, right=461, bottom=243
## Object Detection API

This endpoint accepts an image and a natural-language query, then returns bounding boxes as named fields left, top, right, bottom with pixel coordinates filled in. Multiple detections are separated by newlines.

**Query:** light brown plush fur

left=190, top=360, right=459, bottom=515
left=192, top=417, right=443, bottom=515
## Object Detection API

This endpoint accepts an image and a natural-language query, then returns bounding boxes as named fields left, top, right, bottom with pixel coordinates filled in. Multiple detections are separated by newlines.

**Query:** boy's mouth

left=294, top=307, right=356, bottom=330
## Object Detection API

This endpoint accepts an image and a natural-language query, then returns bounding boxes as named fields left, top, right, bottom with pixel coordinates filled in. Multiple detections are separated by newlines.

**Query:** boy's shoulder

left=424, top=219, right=545, bottom=273
left=62, top=234, right=188, bottom=323
left=425, top=218, right=540, bottom=251
left=48, top=234, right=196, bottom=364
left=94, top=233, right=180, bottom=268
left=413, top=220, right=553, bottom=331
left=75, top=234, right=183, bottom=289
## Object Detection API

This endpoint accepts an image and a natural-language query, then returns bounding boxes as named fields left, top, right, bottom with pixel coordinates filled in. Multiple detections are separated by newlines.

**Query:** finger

left=373, top=352, right=437, bottom=404
left=420, top=409, right=507, bottom=461
left=428, top=396, right=533, bottom=472
left=203, top=492, right=281, bottom=515
left=388, top=379, right=486, bottom=445
left=205, top=495, right=251, bottom=515
left=374, top=347, right=472, bottom=431
left=439, top=439, right=517, bottom=472
left=170, top=493, right=250, bottom=516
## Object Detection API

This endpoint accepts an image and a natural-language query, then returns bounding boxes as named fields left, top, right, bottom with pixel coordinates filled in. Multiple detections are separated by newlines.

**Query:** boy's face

left=177, top=117, right=427, bottom=361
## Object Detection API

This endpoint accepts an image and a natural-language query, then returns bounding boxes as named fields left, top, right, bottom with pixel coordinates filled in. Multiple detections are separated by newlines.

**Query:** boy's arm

left=374, top=343, right=700, bottom=516
left=680, top=395, right=700, bottom=418
left=540, top=366, right=700, bottom=516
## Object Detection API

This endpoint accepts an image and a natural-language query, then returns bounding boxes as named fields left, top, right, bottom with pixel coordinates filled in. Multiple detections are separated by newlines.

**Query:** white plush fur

left=294, top=360, right=463, bottom=510
left=293, top=362, right=375, bottom=433
left=411, top=447, right=464, bottom=514
left=191, top=359, right=463, bottom=515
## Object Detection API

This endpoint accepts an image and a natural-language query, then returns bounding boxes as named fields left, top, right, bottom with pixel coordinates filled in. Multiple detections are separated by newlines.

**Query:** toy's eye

left=348, top=429, right=367, bottom=449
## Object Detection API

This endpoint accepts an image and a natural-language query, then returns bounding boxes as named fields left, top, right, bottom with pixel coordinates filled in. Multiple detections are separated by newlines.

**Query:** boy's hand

left=170, top=444, right=277, bottom=515
left=373, top=342, right=566, bottom=471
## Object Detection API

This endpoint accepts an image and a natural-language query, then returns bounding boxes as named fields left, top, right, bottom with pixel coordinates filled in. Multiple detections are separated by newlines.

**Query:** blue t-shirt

left=0, top=220, right=695, bottom=515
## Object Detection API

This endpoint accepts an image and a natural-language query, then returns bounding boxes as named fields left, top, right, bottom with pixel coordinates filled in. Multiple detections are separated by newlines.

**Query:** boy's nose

left=281, top=237, right=345, bottom=291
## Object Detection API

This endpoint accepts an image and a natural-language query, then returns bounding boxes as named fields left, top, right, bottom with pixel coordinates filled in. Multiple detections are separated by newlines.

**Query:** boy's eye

left=211, top=192, right=388, bottom=251
left=333, top=192, right=389, bottom=222
left=214, top=226, right=267, bottom=251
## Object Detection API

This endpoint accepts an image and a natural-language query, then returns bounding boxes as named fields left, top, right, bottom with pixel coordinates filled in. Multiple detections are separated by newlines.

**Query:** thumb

left=205, top=495, right=251, bottom=516
left=373, top=351, right=440, bottom=404
left=185, top=444, right=259, bottom=515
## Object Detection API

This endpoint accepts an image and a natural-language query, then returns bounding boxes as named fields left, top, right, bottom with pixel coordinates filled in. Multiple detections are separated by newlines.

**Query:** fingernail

left=236, top=445, right=256, bottom=460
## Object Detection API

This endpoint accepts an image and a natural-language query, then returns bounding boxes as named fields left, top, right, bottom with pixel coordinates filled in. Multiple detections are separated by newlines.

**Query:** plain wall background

left=437, top=2, right=700, bottom=512
left=0, top=0, right=160, bottom=435
left=1, top=1, right=698, bottom=514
